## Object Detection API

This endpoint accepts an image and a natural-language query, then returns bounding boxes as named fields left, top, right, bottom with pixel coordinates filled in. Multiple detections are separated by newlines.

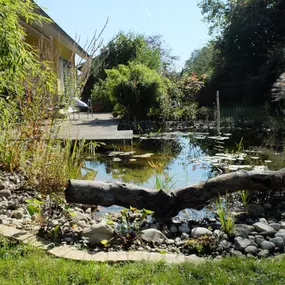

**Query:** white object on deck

left=74, top=98, right=88, bottom=108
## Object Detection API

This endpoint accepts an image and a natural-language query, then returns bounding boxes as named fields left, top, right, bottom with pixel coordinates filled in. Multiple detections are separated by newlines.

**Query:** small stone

left=46, top=243, right=55, bottom=250
left=191, top=227, right=213, bottom=238
left=0, top=190, right=11, bottom=199
left=258, top=249, right=269, bottom=258
left=220, top=240, right=231, bottom=250
left=244, top=246, right=258, bottom=255
left=169, top=225, right=178, bottom=233
left=248, top=204, right=264, bottom=217
left=233, top=224, right=251, bottom=238
left=181, top=233, right=189, bottom=240
left=255, top=236, right=265, bottom=246
left=141, top=229, right=166, bottom=245
left=176, top=241, right=186, bottom=247
left=72, top=212, right=89, bottom=223
left=85, top=208, right=91, bottom=214
left=253, top=222, right=274, bottom=233
left=11, top=209, right=24, bottom=219
left=269, top=223, right=281, bottom=231
left=263, top=203, right=272, bottom=209
left=270, top=237, right=284, bottom=248
left=259, top=230, right=276, bottom=238
left=165, top=239, right=175, bottom=245
left=248, top=235, right=255, bottom=241
left=275, top=233, right=285, bottom=242
left=178, top=224, right=190, bottom=233
left=259, top=218, right=268, bottom=225
left=260, top=240, right=275, bottom=251
left=175, top=237, right=181, bottom=243
left=234, top=237, right=251, bottom=251
left=82, top=222, right=113, bottom=246
left=230, top=250, right=243, bottom=257
left=172, top=216, right=183, bottom=224
left=247, top=253, right=255, bottom=258
left=78, top=221, right=87, bottom=228
left=0, top=183, right=5, bottom=190
left=280, top=222, right=285, bottom=229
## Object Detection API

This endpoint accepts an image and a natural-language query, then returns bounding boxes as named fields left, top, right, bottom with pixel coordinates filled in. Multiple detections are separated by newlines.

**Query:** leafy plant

left=215, top=195, right=236, bottom=235
left=114, top=206, right=154, bottom=239
left=25, top=198, right=45, bottom=219
left=185, top=235, right=218, bottom=256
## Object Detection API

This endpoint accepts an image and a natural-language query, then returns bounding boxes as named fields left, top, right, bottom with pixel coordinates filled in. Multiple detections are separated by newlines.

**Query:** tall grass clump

left=149, top=160, right=176, bottom=191
left=216, top=195, right=236, bottom=235
left=19, top=139, right=97, bottom=194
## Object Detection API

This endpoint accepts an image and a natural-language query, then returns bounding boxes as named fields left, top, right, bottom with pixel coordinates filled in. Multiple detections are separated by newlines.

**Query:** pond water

left=83, top=129, right=285, bottom=219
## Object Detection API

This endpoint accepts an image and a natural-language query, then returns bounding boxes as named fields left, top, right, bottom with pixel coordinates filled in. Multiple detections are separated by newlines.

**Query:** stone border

left=0, top=225, right=203, bottom=264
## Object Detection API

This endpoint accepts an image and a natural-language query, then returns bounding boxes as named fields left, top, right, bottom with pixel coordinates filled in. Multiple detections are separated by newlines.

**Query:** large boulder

left=140, top=229, right=166, bottom=245
left=82, top=222, right=113, bottom=246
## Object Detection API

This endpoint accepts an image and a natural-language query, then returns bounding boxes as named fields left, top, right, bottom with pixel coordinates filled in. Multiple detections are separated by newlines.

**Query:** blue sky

left=36, top=0, right=209, bottom=70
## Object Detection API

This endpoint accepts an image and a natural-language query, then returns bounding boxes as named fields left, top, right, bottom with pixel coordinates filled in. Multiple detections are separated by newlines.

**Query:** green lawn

left=0, top=239, right=285, bottom=284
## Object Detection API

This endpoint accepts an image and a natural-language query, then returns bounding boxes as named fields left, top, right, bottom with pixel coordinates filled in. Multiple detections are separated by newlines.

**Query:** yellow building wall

left=24, top=25, right=75, bottom=92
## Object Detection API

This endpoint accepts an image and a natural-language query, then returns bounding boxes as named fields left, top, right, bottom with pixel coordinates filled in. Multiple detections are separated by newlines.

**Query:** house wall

left=23, top=22, right=75, bottom=93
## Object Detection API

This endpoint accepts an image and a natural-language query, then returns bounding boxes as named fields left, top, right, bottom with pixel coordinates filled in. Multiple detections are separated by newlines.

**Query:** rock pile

left=1, top=171, right=285, bottom=258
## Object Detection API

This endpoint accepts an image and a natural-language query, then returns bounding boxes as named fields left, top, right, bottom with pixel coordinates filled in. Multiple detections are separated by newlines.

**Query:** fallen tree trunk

left=65, top=168, right=285, bottom=217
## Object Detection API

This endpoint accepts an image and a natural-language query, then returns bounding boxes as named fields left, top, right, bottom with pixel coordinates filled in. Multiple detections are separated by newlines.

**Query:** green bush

left=92, top=62, right=170, bottom=119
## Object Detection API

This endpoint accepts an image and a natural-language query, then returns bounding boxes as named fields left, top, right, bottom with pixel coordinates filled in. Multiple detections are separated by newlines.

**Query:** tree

left=82, top=32, right=178, bottom=102
left=183, top=44, right=214, bottom=78
left=196, top=0, right=285, bottom=105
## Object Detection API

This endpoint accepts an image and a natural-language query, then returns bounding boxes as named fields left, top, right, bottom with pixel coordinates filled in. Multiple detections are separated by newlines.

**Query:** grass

left=1, top=239, right=285, bottom=284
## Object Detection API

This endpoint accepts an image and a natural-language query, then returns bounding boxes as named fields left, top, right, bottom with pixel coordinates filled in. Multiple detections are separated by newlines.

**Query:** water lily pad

left=133, top=153, right=154, bottom=158
left=113, top=157, right=122, bottom=162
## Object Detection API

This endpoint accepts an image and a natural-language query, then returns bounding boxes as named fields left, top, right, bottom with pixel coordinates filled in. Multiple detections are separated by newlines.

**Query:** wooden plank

left=55, top=112, right=133, bottom=141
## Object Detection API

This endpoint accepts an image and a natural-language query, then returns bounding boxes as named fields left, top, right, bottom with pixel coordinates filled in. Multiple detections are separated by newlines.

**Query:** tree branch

left=65, top=168, right=285, bottom=217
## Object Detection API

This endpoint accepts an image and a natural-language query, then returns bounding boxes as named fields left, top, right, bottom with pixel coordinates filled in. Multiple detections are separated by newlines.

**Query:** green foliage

left=149, top=160, right=177, bottom=191
left=92, top=62, right=169, bottom=119
left=239, top=190, right=252, bottom=209
left=0, top=0, right=49, bottom=94
left=185, top=235, right=218, bottom=256
left=216, top=195, right=236, bottom=235
left=3, top=238, right=285, bottom=284
left=25, top=198, right=45, bottom=217
left=197, top=0, right=285, bottom=106
left=114, top=206, right=154, bottom=238
left=183, top=44, right=215, bottom=79
left=20, top=139, right=97, bottom=194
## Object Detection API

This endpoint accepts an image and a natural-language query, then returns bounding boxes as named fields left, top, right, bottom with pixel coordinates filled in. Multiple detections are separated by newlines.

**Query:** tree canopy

left=188, top=0, right=285, bottom=106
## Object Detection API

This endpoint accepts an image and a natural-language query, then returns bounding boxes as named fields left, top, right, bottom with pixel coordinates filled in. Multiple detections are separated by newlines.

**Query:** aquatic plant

left=149, top=160, right=177, bottom=191
left=215, top=195, right=235, bottom=235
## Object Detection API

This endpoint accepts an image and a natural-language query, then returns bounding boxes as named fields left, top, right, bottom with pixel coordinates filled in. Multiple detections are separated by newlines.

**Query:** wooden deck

left=56, top=113, right=133, bottom=141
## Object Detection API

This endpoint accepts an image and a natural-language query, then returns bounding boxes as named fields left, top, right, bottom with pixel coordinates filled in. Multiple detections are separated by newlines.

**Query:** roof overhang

left=27, top=1, right=89, bottom=59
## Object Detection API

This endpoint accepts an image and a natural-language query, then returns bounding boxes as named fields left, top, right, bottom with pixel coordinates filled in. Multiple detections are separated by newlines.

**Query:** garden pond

left=83, top=128, right=285, bottom=219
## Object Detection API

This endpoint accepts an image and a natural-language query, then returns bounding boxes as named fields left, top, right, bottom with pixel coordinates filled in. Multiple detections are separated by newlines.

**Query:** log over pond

left=65, top=168, right=285, bottom=218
